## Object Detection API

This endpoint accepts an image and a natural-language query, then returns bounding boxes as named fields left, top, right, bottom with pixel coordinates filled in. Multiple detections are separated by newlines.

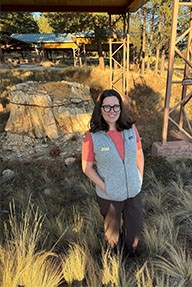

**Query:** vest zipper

left=121, top=130, right=129, bottom=198
left=122, top=159, right=129, bottom=198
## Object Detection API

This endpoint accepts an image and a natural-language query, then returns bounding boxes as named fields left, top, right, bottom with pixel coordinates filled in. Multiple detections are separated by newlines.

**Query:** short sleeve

left=82, top=132, right=95, bottom=162
left=134, top=126, right=142, bottom=150
left=0, top=103, right=3, bottom=112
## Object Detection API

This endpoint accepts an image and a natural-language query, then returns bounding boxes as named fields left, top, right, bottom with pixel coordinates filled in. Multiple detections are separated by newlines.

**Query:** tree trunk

left=160, top=49, right=165, bottom=75
left=146, top=5, right=155, bottom=73
left=146, top=54, right=151, bottom=72
left=141, top=6, right=146, bottom=75
left=0, top=47, right=4, bottom=63
left=98, top=41, right=104, bottom=70
left=155, top=14, right=162, bottom=75
left=155, top=46, right=160, bottom=75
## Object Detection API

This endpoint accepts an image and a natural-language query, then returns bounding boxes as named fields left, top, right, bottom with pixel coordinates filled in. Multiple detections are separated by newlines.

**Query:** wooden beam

left=42, top=43, right=77, bottom=49
left=0, top=0, right=148, bottom=13
left=0, top=4, right=126, bottom=13
left=152, top=141, right=192, bottom=158
left=124, top=0, right=147, bottom=13
left=179, top=2, right=192, bottom=7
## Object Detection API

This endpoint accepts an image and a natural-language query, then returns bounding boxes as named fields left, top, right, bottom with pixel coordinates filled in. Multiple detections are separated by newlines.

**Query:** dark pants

left=97, top=193, right=143, bottom=252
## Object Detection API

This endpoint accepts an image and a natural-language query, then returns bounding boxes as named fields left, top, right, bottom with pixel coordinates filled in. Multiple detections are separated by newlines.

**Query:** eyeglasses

left=102, top=105, right=121, bottom=113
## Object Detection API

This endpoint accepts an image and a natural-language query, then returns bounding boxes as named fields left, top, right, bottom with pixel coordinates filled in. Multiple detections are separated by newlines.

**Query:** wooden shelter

left=8, top=32, right=132, bottom=66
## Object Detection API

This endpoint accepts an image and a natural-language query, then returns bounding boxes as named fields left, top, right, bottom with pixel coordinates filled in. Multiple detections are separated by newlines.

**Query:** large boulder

left=5, top=80, right=94, bottom=139
left=3, top=80, right=94, bottom=159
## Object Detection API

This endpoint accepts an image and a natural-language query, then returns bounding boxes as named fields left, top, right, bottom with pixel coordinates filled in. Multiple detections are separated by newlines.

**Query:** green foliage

left=143, top=214, right=179, bottom=256
left=144, top=0, right=172, bottom=53
left=0, top=12, right=39, bottom=35
left=154, top=244, right=192, bottom=287
left=46, top=12, right=108, bottom=41
left=133, top=0, right=190, bottom=73
left=130, top=12, right=142, bottom=51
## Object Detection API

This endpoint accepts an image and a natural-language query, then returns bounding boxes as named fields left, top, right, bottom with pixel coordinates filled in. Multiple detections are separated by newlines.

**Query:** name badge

left=101, top=147, right=110, bottom=151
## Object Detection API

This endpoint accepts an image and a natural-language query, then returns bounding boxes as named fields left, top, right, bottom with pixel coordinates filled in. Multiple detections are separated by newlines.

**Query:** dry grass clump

left=85, top=253, right=101, bottom=287
left=101, top=248, right=120, bottom=286
left=136, top=261, right=174, bottom=287
left=40, top=60, right=56, bottom=67
left=0, top=201, right=62, bottom=287
left=153, top=244, right=192, bottom=287
left=0, top=248, right=62, bottom=287
left=143, top=213, right=179, bottom=257
left=142, top=170, right=168, bottom=216
left=136, top=262, right=154, bottom=287
left=140, top=158, right=192, bottom=287
left=61, top=243, right=87, bottom=285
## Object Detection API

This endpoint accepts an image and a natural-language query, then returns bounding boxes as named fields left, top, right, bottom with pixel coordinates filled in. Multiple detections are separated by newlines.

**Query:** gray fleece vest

left=91, top=128, right=142, bottom=201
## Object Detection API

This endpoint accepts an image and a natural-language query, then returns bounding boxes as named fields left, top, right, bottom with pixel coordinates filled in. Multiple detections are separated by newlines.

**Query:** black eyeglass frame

left=101, top=105, right=121, bottom=113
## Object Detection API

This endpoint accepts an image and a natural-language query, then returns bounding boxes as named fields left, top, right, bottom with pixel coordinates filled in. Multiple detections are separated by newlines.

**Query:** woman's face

left=101, top=96, right=121, bottom=129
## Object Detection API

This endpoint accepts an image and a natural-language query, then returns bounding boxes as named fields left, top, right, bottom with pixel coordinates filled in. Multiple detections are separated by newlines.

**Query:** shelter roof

left=1, top=0, right=148, bottom=13
left=0, top=34, right=32, bottom=50
left=0, top=35, right=30, bottom=46
left=11, top=33, right=94, bottom=44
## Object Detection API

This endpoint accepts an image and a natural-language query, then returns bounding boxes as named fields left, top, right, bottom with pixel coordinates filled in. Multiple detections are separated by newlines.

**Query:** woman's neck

left=108, top=124, right=117, bottom=131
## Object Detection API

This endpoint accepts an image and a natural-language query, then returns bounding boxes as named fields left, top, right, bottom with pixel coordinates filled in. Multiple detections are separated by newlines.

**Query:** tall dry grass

left=0, top=201, right=62, bottom=287
left=61, top=243, right=87, bottom=285
left=101, top=248, right=120, bottom=286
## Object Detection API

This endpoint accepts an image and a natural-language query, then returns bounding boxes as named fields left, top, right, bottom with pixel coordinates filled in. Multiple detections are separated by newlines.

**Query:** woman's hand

left=82, top=160, right=106, bottom=192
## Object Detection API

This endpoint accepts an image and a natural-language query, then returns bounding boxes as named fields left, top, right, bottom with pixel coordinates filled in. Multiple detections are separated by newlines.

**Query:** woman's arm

left=136, top=148, right=144, bottom=179
left=0, top=103, right=4, bottom=112
left=82, top=160, right=106, bottom=192
left=82, top=132, right=105, bottom=192
left=133, top=125, right=144, bottom=178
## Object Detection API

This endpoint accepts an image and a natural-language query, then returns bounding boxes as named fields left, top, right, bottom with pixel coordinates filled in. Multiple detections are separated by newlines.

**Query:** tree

left=133, top=0, right=173, bottom=74
left=140, top=6, right=147, bottom=75
left=0, top=12, right=39, bottom=35
left=0, top=12, right=39, bottom=62
left=34, top=13, right=53, bottom=33
left=129, top=12, right=142, bottom=69
left=145, top=0, right=173, bottom=74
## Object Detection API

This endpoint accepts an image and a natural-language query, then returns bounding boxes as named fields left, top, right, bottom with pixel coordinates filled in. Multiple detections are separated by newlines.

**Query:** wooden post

left=162, top=0, right=179, bottom=144
left=178, top=8, right=192, bottom=129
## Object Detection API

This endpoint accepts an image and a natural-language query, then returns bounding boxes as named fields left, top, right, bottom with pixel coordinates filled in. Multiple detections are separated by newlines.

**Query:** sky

left=33, top=12, right=41, bottom=17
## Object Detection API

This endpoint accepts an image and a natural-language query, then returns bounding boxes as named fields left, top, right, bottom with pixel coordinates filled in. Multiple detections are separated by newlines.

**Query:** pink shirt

left=82, top=127, right=142, bottom=162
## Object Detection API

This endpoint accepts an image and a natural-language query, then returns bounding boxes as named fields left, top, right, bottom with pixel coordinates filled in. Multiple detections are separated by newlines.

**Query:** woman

left=82, top=89, right=144, bottom=255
